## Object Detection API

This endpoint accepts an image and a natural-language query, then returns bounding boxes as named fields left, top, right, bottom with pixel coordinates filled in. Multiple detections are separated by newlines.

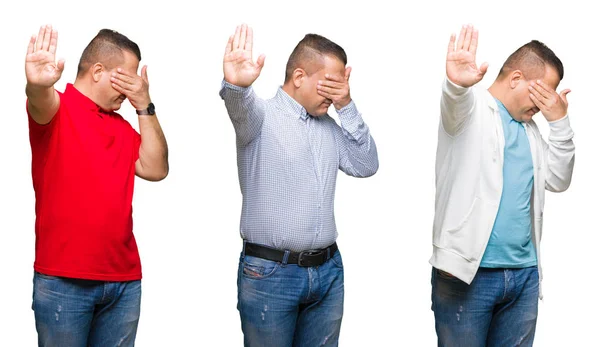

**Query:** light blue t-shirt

left=480, top=99, right=537, bottom=268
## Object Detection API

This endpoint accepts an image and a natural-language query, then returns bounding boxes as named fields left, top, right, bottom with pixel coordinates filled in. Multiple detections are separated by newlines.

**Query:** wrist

left=544, top=112, right=566, bottom=123
left=334, top=98, right=352, bottom=110
left=136, top=102, right=155, bottom=116
left=26, top=83, right=54, bottom=93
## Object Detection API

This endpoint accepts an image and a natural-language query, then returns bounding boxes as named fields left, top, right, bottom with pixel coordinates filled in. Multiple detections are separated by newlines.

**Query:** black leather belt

left=244, top=242, right=338, bottom=267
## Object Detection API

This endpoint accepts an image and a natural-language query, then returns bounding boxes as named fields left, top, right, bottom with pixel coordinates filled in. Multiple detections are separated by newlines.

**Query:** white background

left=1, top=0, right=597, bottom=345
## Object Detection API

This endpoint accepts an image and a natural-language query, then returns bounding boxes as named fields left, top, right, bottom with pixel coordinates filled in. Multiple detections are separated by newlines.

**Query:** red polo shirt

left=28, top=84, right=142, bottom=281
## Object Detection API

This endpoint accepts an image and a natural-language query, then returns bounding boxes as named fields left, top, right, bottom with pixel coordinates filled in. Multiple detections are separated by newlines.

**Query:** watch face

left=148, top=103, right=155, bottom=114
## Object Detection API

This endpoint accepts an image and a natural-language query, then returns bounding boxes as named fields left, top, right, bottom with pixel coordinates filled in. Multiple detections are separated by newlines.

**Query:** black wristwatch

left=136, top=103, right=155, bottom=116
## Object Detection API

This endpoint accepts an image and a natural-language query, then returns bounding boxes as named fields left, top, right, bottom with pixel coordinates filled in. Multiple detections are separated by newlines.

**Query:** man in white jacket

left=430, top=24, right=575, bottom=346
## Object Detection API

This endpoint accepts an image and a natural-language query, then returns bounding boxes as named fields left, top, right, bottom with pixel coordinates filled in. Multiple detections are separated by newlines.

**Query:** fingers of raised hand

left=245, top=26, right=254, bottom=51
left=239, top=24, right=247, bottom=51
left=49, top=29, right=58, bottom=55
left=42, top=25, right=52, bottom=51
left=27, top=35, right=36, bottom=55
left=468, top=28, right=479, bottom=55
left=463, top=25, right=473, bottom=51
left=233, top=25, right=241, bottom=50
left=35, top=25, right=46, bottom=51
left=447, top=33, right=456, bottom=55
left=456, top=25, right=467, bottom=51
left=225, top=35, right=234, bottom=55
left=32, top=25, right=57, bottom=55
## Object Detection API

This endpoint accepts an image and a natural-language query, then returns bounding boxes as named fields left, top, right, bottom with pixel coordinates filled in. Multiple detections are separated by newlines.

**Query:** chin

left=315, top=107, right=330, bottom=117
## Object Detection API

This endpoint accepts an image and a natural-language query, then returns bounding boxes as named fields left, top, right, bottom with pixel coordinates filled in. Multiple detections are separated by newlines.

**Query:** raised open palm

left=26, top=25, right=64, bottom=88
left=223, top=24, right=265, bottom=88
left=446, top=25, right=488, bottom=88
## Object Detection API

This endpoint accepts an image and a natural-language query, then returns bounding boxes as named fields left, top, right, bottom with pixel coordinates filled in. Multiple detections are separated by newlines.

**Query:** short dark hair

left=499, top=40, right=564, bottom=80
left=77, top=29, right=141, bottom=76
left=285, top=34, right=347, bottom=82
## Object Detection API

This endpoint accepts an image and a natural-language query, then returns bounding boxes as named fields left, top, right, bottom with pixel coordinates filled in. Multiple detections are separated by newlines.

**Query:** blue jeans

left=431, top=266, right=539, bottom=347
left=237, top=249, right=344, bottom=347
left=32, top=272, right=141, bottom=347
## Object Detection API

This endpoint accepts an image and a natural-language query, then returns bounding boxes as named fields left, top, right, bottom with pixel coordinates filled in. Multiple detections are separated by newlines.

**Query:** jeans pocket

left=436, top=269, right=458, bottom=281
left=242, top=256, right=280, bottom=279
left=330, top=251, right=344, bottom=269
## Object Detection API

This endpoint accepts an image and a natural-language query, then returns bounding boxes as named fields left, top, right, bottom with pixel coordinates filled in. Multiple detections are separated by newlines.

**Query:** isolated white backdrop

left=1, top=0, right=597, bottom=345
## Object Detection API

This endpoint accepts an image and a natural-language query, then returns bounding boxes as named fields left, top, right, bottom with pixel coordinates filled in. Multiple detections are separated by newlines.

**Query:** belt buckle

left=298, top=250, right=324, bottom=267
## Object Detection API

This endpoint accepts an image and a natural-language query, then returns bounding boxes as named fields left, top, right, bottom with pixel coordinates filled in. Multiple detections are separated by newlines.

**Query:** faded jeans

left=237, top=249, right=344, bottom=347
left=32, top=272, right=141, bottom=347
left=431, top=266, right=539, bottom=347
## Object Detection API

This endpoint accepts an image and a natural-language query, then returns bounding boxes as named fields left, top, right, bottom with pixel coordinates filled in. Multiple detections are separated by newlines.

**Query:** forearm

left=440, top=77, right=475, bottom=136
left=220, top=80, right=265, bottom=146
left=337, top=101, right=379, bottom=177
left=545, top=115, right=575, bottom=192
left=137, top=115, right=168, bottom=181
left=26, top=83, right=59, bottom=124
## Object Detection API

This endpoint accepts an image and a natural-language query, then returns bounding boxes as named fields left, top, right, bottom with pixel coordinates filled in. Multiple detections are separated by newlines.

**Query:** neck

left=281, top=82, right=298, bottom=101
left=73, top=77, right=97, bottom=104
left=487, top=80, right=505, bottom=103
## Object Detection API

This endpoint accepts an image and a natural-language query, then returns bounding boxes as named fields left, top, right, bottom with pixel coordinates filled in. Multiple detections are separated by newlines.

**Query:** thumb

left=345, top=66, right=352, bottom=81
left=560, top=88, right=571, bottom=102
left=256, top=54, right=266, bottom=71
left=56, top=59, right=65, bottom=72
left=142, top=65, right=149, bottom=82
left=479, top=62, right=489, bottom=77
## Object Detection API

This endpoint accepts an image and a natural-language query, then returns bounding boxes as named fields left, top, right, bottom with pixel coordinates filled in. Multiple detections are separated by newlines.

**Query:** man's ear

left=509, top=70, right=524, bottom=89
left=91, top=63, right=104, bottom=82
left=292, top=68, right=306, bottom=88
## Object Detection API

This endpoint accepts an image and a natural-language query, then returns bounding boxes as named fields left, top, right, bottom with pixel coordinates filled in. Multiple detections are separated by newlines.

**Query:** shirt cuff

left=548, top=114, right=574, bottom=139
left=335, top=100, right=359, bottom=120
left=443, top=76, right=470, bottom=96
left=220, top=79, right=253, bottom=99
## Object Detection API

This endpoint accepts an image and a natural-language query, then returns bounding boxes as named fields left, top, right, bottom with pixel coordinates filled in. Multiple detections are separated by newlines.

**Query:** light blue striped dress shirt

left=220, top=80, right=378, bottom=252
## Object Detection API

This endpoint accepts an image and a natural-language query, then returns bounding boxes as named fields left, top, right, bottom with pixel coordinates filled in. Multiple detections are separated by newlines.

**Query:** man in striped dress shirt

left=220, top=24, right=378, bottom=347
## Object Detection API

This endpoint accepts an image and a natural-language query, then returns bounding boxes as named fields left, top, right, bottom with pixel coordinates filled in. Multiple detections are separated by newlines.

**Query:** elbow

left=546, top=176, right=572, bottom=193
left=547, top=181, right=571, bottom=193
left=138, top=161, right=169, bottom=182
left=153, top=167, right=169, bottom=182
left=366, top=161, right=379, bottom=177
left=359, top=160, right=379, bottom=178
left=152, top=163, right=170, bottom=181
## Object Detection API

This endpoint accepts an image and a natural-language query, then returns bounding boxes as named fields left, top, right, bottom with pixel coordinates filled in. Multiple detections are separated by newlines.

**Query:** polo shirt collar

left=65, top=83, right=114, bottom=116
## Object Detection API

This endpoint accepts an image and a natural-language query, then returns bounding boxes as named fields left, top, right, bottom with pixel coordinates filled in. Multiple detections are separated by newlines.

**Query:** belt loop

left=282, top=250, right=290, bottom=267
left=242, top=240, right=247, bottom=257
left=327, top=247, right=331, bottom=260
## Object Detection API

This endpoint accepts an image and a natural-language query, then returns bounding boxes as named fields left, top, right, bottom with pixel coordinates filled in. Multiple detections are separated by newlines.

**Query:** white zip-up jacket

left=429, top=77, right=575, bottom=299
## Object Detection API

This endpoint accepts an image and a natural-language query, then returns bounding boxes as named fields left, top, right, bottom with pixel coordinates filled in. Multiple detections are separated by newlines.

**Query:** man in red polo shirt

left=26, top=24, right=168, bottom=347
